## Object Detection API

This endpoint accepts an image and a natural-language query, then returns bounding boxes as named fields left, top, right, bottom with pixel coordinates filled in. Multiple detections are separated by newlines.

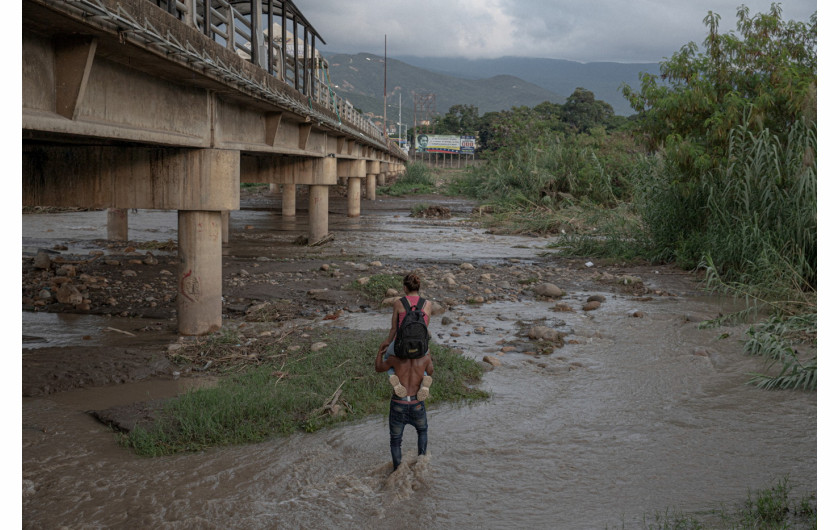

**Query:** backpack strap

left=416, top=297, right=427, bottom=313
left=399, top=296, right=412, bottom=312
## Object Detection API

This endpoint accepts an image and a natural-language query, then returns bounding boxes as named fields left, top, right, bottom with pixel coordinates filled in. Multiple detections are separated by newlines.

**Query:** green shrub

left=380, top=162, right=435, bottom=196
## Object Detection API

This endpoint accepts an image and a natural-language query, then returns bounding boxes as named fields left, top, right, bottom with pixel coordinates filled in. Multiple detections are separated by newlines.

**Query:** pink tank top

left=398, top=295, right=430, bottom=327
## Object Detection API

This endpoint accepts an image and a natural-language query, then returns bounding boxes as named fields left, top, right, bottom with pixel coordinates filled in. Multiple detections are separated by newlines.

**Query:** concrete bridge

left=22, top=0, right=408, bottom=335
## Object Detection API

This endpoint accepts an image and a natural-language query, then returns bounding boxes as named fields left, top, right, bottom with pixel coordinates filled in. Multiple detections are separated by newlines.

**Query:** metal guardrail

left=155, top=0, right=386, bottom=144
left=52, top=0, right=405, bottom=158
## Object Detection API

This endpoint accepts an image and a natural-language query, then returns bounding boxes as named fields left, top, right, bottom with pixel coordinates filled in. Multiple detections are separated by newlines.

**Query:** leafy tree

left=563, top=87, right=615, bottom=134
left=436, top=104, right=481, bottom=135
left=622, top=3, right=816, bottom=176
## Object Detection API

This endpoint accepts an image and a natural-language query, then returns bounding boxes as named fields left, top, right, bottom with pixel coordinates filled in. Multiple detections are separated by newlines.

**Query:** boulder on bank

left=534, top=283, right=566, bottom=298
left=528, top=325, right=562, bottom=342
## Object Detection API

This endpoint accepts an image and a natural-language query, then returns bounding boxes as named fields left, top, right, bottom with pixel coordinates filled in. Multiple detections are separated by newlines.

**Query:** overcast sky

left=303, top=0, right=817, bottom=63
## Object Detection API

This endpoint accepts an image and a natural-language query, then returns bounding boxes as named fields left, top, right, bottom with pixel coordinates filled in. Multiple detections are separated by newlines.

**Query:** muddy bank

left=21, top=188, right=816, bottom=528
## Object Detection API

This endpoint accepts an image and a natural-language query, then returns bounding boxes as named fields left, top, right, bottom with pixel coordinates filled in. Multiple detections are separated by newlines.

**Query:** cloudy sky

left=303, top=0, right=817, bottom=63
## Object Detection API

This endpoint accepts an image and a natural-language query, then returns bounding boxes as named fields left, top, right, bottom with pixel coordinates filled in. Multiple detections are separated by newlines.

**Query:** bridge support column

left=269, top=183, right=280, bottom=195
left=308, top=185, right=329, bottom=243
left=348, top=178, right=361, bottom=217
left=177, top=210, right=222, bottom=336
left=365, top=160, right=380, bottom=201
left=282, top=184, right=296, bottom=217
left=107, top=208, right=128, bottom=241
left=221, top=210, right=230, bottom=244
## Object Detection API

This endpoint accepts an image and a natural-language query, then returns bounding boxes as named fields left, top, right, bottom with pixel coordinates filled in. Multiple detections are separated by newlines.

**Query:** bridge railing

left=147, top=0, right=394, bottom=154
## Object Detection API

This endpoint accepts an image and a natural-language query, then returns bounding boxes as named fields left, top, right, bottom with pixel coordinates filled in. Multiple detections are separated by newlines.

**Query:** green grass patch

left=349, top=273, right=403, bottom=300
left=379, top=162, right=436, bottom=196
left=135, top=239, right=177, bottom=252
left=411, top=202, right=430, bottom=216
left=635, top=477, right=816, bottom=530
left=120, top=330, right=488, bottom=456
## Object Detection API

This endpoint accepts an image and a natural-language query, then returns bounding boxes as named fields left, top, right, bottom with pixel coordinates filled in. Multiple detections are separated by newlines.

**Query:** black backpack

left=394, top=296, right=430, bottom=359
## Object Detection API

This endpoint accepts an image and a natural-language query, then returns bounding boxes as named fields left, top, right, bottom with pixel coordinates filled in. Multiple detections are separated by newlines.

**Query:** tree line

left=434, top=4, right=816, bottom=390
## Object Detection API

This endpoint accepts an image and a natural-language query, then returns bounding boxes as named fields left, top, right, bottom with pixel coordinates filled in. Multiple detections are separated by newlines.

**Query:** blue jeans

left=389, top=399, right=428, bottom=470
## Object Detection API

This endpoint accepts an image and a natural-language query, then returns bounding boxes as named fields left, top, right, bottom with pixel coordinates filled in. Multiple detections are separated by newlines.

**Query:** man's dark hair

left=403, top=273, right=421, bottom=292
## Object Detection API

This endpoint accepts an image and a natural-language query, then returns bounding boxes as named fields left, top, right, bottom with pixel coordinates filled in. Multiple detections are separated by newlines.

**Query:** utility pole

left=398, top=92, right=403, bottom=151
left=383, top=34, right=387, bottom=141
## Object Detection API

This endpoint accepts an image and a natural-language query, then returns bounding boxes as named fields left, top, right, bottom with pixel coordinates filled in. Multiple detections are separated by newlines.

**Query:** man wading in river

left=375, top=340, right=434, bottom=471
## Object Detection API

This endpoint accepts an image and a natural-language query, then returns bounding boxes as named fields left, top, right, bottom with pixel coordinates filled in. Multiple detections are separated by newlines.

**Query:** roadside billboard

left=416, top=134, right=477, bottom=154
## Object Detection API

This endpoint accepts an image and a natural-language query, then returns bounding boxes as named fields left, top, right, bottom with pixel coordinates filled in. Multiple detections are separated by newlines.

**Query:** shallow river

left=22, top=198, right=816, bottom=528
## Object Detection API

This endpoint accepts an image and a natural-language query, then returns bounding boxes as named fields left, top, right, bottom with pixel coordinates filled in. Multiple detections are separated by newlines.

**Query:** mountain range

left=321, top=52, right=661, bottom=120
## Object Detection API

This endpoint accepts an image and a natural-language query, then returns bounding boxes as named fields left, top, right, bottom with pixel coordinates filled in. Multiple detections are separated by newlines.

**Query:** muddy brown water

left=22, top=195, right=816, bottom=528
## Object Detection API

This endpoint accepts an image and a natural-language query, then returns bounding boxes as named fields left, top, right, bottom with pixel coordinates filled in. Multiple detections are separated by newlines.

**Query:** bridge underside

left=22, top=0, right=405, bottom=334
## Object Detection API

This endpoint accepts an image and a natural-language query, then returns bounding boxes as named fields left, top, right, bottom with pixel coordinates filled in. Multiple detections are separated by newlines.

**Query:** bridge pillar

left=177, top=210, right=222, bottom=335
left=365, top=161, right=380, bottom=200
left=300, top=157, right=337, bottom=243
left=348, top=178, right=361, bottom=217
left=309, top=185, right=329, bottom=242
left=282, top=184, right=296, bottom=217
left=269, top=183, right=280, bottom=195
left=377, top=172, right=386, bottom=186
left=107, top=208, right=128, bottom=241
left=344, top=160, right=365, bottom=217
left=221, top=210, right=230, bottom=244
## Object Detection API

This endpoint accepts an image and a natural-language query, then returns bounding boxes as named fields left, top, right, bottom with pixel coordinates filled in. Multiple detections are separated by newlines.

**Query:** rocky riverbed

left=22, top=188, right=816, bottom=528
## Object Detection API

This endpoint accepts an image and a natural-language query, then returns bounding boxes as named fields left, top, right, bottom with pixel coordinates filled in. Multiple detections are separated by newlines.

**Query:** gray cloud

left=305, top=0, right=816, bottom=63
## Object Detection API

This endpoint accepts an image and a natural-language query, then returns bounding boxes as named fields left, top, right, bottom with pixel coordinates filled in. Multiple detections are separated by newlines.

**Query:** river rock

left=480, top=273, right=492, bottom=281
left=460, top=263, right=475, bottom=271
left=105, top=259, right=120, bottom=266
left=56, top=283, right=83, bottom=305
left=51, top=276, right=71, bottom=286
left=583, top=301, right=601, bottom=311
left=385, top=288, right=400, bottom=297
left=587, top=294, right=607, bottom=303
left=311, top=342, right=328, bottom=352
left=630, top=310, right=645, bottom=318
left=441, top=316, right=453, bottom=325
left=483, top=355, right=502, bottom=367
left=429, top=301, right=446, bottom=316
left=370, top=261, right=382, bottom=267
left=122, top=270, right=137, bottom=277
left=467, top=296, right=485, bottom=304
left=38, top=289, right=52, bottom=300
left=552, top=303, right=575, bottom=312
left=528, top=325, right=561, bottom=342
left=497, top=281, right=512, bottom=289
left=33, top=251, right=52, bottom=270
left=381, top=296, right=400, bottom=307
left=160, top=270, right=172, bottom=276
left=534, top=283, right=566, bottom=298
left=56, top=264, right=76, bottom=277
left=143, top=252, right=158, bottom=265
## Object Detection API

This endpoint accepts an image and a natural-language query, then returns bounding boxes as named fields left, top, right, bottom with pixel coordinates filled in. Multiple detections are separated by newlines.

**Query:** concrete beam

left=23, top=145, right=239, bottom=210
